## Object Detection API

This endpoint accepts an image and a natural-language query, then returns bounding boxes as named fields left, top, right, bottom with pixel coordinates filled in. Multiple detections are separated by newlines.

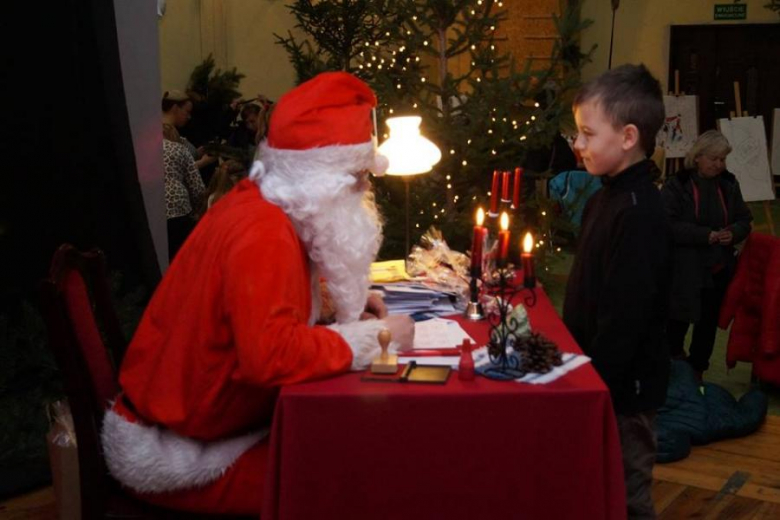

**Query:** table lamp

left=377, top=116, right=441, bottom=260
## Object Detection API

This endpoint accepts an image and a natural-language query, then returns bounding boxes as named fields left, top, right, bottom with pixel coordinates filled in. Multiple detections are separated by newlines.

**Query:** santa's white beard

left=252, top=145, right=383, bottom=323
left=299, top=189, right=382, bottom=323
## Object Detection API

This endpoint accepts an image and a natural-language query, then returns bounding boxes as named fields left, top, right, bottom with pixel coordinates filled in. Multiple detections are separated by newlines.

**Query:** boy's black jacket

left=563, top=160, right=672, bottom=415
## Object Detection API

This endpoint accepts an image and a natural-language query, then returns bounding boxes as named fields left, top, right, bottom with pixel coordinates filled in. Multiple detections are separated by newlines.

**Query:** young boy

left=563, top=64, right=671, bottom=519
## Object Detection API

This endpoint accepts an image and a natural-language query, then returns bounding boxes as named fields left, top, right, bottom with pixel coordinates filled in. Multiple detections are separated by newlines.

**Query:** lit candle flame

left=523, top=232, right=534, bottom=253
left=476, top=207, right=485, bottom=226
left=500, top=212, right=509, bottom=231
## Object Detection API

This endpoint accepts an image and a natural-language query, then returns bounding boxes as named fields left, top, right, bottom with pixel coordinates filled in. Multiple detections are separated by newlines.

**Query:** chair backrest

left=39, top=244, right=126, bottom=519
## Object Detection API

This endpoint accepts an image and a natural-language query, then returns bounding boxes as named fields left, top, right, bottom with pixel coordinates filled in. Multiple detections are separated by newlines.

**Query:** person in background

left=661, top=129, right=752, bottom=382
left=204, top=159, right=247, bottom=210
left=162, top=137, right=205, bottom=261
left=227, top=103, right=264, bottom=168
left=162, top=90, right=216, bottom=174
left=228, top=103, right=262, bottom=150
left=563, top=64, right=671, bottom=519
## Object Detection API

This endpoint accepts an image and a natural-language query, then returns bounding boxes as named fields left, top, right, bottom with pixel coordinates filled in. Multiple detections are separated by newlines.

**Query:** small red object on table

left=458, top=339, right=475, bottom=381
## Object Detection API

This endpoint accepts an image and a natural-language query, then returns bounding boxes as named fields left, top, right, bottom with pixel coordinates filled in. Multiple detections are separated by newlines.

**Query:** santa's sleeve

left=222, top=227, right=357, bottom=387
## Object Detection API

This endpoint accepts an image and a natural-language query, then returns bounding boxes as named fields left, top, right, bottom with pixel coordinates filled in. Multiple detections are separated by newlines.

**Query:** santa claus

left=101, top=72, right=414, bottom=514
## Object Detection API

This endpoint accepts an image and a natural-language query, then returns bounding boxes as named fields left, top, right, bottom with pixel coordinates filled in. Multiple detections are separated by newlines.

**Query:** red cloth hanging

left=719, top=232, right=780, bottom=384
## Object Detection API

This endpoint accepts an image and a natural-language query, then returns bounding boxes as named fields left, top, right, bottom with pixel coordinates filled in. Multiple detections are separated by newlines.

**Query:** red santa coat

left=121, top=179, right=352, bottom=437
left=102, top=179, right=354, bottom=503
left=719, top=232, right=780, bottom=384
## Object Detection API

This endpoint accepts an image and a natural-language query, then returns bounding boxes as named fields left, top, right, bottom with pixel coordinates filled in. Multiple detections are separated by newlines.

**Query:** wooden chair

left=39, top=244, right=251, bottom=519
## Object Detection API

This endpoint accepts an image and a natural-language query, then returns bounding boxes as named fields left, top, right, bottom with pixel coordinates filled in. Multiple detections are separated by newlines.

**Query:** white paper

left=657, top=95, right=699, bottom=158
left=411, top=318, right=475, bottom=350
left=718, top=116, right=775, bottom=202
left=395, top=356, right=459, bottom=368
left=373, top=282, right=458, bottom=317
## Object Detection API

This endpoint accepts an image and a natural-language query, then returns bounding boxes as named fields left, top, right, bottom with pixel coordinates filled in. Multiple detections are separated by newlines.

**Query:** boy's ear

left=622, top=124, right=640, bottom=150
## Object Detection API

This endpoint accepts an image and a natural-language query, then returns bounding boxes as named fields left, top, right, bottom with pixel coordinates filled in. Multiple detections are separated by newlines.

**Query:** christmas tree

left=277, top=0, right=593, bottom=279
left=274, top=0, right=411, bottom=84
left=182, top=54, right=246, bottom=146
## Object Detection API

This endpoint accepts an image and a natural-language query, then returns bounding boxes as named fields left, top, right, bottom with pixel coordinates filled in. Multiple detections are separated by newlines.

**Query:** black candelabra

left=479, top=261, right=537, bottom=381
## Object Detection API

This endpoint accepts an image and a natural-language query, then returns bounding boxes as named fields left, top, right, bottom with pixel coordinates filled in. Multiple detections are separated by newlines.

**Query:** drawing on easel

left=718, top=116, right=776, bottom=202
left=656, top=95, right=698, bottom=158
left=771, top=108, right=780, bottom=178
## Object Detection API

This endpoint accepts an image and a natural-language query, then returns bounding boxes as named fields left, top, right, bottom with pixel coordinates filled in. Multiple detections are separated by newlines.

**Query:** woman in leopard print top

left=162, top=90, right=216, bottom=173
left=164, top=138, right=206, bottom=260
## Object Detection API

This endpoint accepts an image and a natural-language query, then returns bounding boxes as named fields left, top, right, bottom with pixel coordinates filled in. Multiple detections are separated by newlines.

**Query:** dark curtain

left=1, top=0, right=161, bottom=311
left=0, top=0, right=162, bottom=497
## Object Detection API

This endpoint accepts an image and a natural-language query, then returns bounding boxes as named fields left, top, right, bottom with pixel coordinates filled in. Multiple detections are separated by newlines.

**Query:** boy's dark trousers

left=667, top=268, right=731, bottom=373
left=617, top=411, right=657, bottom=520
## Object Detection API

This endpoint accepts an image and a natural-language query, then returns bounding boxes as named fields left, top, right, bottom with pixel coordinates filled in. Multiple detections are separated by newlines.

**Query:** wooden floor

left=3, top=416, right=780, bottom=519
left=0, top=488, right=55, bottom=520
left=652, top=415, right=780, bottom=519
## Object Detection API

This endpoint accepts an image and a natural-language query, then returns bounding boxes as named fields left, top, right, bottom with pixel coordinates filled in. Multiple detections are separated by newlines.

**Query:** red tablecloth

left=262, top=288, right=626, bottom=520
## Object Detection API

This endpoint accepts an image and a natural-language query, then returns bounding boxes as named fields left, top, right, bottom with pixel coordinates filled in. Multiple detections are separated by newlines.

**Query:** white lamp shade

left=377, top=116, right=441, bottom=176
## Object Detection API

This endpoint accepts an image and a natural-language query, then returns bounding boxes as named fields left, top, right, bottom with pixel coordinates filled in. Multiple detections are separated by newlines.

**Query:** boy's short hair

left=574, top=64, right=665, bottom=156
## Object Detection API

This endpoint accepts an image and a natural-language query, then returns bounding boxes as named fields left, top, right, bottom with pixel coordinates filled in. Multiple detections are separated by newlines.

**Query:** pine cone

left=513, top=331, right=562, bottom=374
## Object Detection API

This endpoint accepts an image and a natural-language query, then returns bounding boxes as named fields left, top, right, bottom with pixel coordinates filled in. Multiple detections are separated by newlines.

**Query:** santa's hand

left=383, top=315, right=414, bottom=352
left=329, top=316, right=414, bottom=370
left=361, top=292, right=388, bottom=320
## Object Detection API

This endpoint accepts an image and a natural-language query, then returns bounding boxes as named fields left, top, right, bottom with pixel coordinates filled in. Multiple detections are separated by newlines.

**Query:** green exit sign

left=714, top=4, right=747, bottom=20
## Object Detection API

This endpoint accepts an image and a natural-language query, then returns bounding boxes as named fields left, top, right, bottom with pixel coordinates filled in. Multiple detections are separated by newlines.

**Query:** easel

left=729, top=81, right=776, bottom=236
left=664, top=70, right=684, bottom=179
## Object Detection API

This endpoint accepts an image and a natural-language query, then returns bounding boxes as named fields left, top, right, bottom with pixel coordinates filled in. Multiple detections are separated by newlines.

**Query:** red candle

left=471, top=208, right=487, bottom=275
left=512, top=167, right=523, bottom=209
left=501, top=170, right=510, bottom=202
left=498, top=212, right=510, bottom=266
left=489, top=170, right=499, bottom=217
left=521, top=232, right=535, bottom=288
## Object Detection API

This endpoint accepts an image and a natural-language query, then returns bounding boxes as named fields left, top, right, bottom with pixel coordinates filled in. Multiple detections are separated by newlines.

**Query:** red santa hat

left=256, top=72, right=388, bottom=177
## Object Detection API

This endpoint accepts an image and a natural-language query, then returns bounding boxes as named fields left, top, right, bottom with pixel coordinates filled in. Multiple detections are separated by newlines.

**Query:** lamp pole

left=404, top=175, right=411, bottom=259
left=608, top=0, right=620, bottom=70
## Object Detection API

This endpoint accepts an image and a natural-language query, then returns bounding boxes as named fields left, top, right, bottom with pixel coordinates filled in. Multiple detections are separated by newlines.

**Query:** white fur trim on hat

left=250, top=140, right=386, bottom=184
left=101, top=409, right=266, bottom=494
left=329, top=320, right=400, bottom=370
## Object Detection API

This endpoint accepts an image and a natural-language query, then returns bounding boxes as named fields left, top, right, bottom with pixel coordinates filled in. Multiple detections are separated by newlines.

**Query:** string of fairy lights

left=355, top=0, right=559, bottom=264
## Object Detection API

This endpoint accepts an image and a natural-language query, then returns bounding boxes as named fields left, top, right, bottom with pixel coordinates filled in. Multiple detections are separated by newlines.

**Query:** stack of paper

left=397, top=318, right=476, bottom=368
left=412, top=317, right=474, bottom=350
left=371, top=282, right=457, bottom=317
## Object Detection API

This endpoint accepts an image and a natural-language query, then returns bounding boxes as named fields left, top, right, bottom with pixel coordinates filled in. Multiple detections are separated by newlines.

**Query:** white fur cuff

left=329, top=320, right=399, bottom=370
left=101, top=409, right=267, bottom=494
